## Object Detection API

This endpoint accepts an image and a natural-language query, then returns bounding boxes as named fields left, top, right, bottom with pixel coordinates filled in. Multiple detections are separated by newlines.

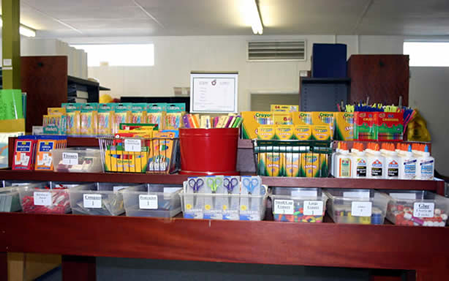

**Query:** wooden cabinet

left=347, top=55, right=409, bottom=106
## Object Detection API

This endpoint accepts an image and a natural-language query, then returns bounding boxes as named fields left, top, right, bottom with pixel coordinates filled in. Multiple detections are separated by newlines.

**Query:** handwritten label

left=34, top=192, right=52, bottom=206
left=62, top=152, right=79, bottom=165
left=351, top=201, right=372, bottom=217
left=273, top=199, right=294, bottom=215
left=304, top=201, right=324, bottom=215
left=139, top=195, right=158, bottom=209
left=124, top=139, right=141, bottom=152
left=83, top=194, right=102, bottom=208
left=413, top=202, right=434, bottom=218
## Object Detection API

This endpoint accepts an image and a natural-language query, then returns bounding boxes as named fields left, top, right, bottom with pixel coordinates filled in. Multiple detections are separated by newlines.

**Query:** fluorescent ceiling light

left=248, top=0, right=263, bottom=35
left=0, top=17, right=36, bottom=37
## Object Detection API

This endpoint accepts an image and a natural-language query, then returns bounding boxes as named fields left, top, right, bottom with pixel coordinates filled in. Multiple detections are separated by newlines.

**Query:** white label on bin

left=34, top=192, right=52, bottom=206
left=304, top=201, right=324, bottom=216
left=292, top=190, right=317, bottom=198
left=390, top=193, right=416, bottom=200
left=413, top=202, right=434, bottom=218
left=139, top=194, right=158, bottom=209
left=124, top=139, right=141, bottom=152
left=62, top=152, right=79, bottom=165
left=351, top=201, right=372, bottom=217
left=83, top=194, right=102, bottom=208
left=343, top=191, right=370, bottom=199
left=273, top=199, right=294, bottom=215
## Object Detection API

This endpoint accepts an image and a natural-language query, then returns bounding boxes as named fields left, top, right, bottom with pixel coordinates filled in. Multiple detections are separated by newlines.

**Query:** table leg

left=62, top=255, right=96, bottom=281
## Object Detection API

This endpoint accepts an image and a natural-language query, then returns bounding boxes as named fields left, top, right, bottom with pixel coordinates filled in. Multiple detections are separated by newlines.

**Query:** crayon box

left=241, top=111, right=273, bottom=139
left=270, top=105, right=299, bottom=112
left=292, top=112, right=313, bottom=126
left=375, top=112, right=404, bottom=141
left=334, top=112, right=354, bottom=141
left=354, top=112, right=377, bottom=141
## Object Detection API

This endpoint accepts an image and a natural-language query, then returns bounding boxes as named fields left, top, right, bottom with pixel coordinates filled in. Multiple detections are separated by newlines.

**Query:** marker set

left=181, top=176, right=266, bottom=221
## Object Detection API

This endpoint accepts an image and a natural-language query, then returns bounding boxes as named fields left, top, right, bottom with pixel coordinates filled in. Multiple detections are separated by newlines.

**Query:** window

left=72, top=44, right=154, bottom=67
left=404, top=42, right=449, bottom=67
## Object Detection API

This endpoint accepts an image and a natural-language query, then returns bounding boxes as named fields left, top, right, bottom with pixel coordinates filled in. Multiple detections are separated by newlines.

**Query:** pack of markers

left=179, top=176, right=267, bottom=221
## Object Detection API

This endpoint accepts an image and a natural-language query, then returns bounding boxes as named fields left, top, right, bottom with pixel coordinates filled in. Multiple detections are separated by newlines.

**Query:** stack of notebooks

left=68, top=84, right=88, bottom=103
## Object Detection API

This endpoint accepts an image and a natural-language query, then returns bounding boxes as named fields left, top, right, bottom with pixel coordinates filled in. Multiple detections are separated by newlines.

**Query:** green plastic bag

left=0, top=89, right=23, bottom=120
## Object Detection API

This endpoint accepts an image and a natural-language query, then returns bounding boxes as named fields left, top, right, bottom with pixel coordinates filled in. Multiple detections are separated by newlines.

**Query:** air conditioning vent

left=248, top=40, right=306, bottom=61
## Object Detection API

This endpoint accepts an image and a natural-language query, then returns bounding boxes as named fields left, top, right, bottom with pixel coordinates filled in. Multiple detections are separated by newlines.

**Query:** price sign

left=124, top=139, right=141, bottom=152
left=83, top=194, right=102, bottom=208
left=413, top=202, right=434, bottom=218
left=273, top=199, right=294, bottom=215
left=304, top=201, right=324, bottom=216
left=351, top=201, right=372, bottom=217
left=34, top=192, right=52, bottom=206
left=62, top=152, right=79, bottom=165
left=139, top=195, right=158, bottom=209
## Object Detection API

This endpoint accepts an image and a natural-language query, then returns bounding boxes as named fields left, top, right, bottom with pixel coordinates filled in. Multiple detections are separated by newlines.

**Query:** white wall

left=68, top=34, right=449, bottom=175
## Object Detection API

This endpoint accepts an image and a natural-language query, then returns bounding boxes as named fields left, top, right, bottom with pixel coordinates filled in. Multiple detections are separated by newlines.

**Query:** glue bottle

left=367, top=143, right=385, bottom=179
left=382, top=143, right=400, bottom=179
left=416, top=145, right=435, bottom=180
left=351, top=142, right=367, bottom=178
left=335, top=142, right=352, bottom=178
left=332, top=142, right=341, bottom=177
left=400, top=145, right=417, bottom=180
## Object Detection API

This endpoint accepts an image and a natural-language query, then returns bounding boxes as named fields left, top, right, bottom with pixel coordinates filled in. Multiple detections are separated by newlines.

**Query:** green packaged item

left=0, top=89, right=23, bottom=120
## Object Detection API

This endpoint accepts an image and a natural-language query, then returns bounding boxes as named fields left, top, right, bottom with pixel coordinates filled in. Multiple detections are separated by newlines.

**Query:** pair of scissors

left=206, top=177, right=223, bottom=193
left=224, top=177, right=239, bottom=194
left=188, top=178, right=204, bottom=193
left=242, top=177, right=259, bottom=195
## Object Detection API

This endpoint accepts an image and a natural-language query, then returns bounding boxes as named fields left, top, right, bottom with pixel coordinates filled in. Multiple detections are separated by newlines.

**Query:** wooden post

left=1, top=0, right=21, bottom=89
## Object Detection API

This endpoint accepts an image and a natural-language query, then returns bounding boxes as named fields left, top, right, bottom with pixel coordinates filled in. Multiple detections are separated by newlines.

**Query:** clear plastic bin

left=324, top=189, right=389, bottom=225
left=180, top=191, right=267, bottom=221
left=384, top=190, right=449, bottom=227
left=123, top=184, right=182, bottom=218
left=18, top=182, right=74, bottom=214
left=68, top=182, right=141, bottom=216
left=271, top=188, right=328, bottom=223
left=52, top=148, right=102, bottom=173
left=1, top=183, right=47, bottom=212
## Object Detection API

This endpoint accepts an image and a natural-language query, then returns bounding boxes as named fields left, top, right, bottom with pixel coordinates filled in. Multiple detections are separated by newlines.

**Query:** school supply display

left=253, top=140, right=332, bottom=178
left=180, top=175, right=267, bottom=221
left=182, top=113, right=243, bottom=129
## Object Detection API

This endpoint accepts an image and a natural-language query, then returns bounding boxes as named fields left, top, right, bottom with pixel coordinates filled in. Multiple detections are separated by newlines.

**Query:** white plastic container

left=123, top=184, right=182, bottom=218
left=325, top=189, right=389, bottom=225
left=335, top=148, right=352, bottom=178
left=416, top=146, right=435, bottom=180
left=351, top=150, right=367, bottom=179
left=384, top=190, right=448, bottom=227
left=367, top=150, right=385, bottom=179
left=69, top=182, right=141, bottom=216
left=400, top=146, right=417, bottom=180
left=270, top=187, right=328, bottom=223
left=384, top=150, right=400, bottom=179
left=331, top=147, right=341, bottom=177
left=52, top=148, right=102, bottom=173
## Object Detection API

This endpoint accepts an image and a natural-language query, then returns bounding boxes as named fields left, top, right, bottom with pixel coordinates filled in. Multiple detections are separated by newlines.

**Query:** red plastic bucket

left=179, top=128, right=239, bottom=175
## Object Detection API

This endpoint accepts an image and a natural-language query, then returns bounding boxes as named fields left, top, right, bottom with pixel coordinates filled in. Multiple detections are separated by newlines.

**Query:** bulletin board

left=190, top=72, right=238, bottom=113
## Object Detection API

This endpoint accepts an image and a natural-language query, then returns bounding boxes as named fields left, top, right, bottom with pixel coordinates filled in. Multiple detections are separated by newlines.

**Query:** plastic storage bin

left=324, top=189, right=388, bottom=224
left=52, top=148, right=102, bottom=173
left=69, top=182, right=141, bottom=216
left=271, top=188, right=328, bottom=223
left=384, top=190, right=449, bottom=227
left=18, top=182, right=76, bottom=214
left=180, top=190, right=267, bottom=221
left=1, top=183, right=47, bottom=212
left=123, top=184, right=182, bottom=218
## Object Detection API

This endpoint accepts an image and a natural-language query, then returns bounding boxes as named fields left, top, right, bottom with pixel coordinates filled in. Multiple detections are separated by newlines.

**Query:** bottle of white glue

left=367, top=143, right=384, bottom=179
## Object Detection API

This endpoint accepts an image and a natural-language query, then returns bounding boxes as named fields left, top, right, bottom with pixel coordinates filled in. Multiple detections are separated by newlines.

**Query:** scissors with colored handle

left=188, top=178, right=204, bottom=192
left=206, top=177, right=223, bottom=193
left=223, top=178, right=239, bottom=194
left=242, top=177, right=259, bottom=195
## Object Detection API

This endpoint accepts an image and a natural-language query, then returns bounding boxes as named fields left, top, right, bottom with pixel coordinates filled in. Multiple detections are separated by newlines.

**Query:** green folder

left=0, top=89, right=23, bottom=120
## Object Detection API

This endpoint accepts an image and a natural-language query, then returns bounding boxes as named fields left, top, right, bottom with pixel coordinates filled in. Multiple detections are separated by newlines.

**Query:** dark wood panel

left=348, top=55, right=409, bottom=106
left=0, top=213, right=448, bottom=273
left=21, top=56, right=68, bottom=133
left=62, top=255, right=96, bottom=281
left=0, top=252, right=7, bottom=281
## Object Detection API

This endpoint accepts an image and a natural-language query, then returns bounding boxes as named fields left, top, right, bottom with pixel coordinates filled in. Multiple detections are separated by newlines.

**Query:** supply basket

left=98, top=137, right=179, bottom=174
left=252, top=140, right=332, bottom=177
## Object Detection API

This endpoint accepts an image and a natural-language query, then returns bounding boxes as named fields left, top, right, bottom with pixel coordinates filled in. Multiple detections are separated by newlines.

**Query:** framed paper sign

left=190, top=72, right=238, bottom=113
